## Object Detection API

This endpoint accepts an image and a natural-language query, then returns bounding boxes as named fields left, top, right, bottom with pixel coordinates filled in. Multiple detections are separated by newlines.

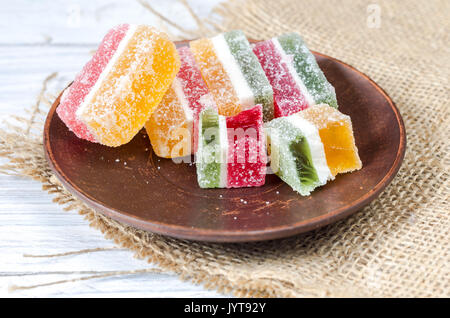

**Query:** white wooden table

left=0, top=0, right=227, bottom=297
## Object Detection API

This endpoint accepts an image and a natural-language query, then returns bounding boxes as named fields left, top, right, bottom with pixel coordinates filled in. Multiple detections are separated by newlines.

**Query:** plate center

left=150, top=150, right=283, bottom=199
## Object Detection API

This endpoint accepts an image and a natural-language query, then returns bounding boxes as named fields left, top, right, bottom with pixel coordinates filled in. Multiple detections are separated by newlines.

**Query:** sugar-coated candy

left=265, top=114, right=332, bottom=196
left=145, top=47, right=216, bottom=158
left=57, top=24, right=180, bottom=147
left=196, top=105, right=266, bottom=188
left=297, top=104, right=362, bottom=177
left=57, top=24, right=129, bottom=143
left=190, top=30, right=274, bottom=121
left=253, top=33, right=337, bottom=118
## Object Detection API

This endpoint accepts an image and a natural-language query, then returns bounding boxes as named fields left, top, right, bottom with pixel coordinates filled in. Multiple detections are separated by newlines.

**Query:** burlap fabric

left=1, top=0, right=448, bottom=297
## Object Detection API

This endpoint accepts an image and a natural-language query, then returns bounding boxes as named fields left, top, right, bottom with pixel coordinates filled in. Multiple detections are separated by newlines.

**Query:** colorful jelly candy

left=190, top=30, right=274, bottom=121
left=265, top=114, right=332, bottom=195
left=253, top=33, right=337, bottom=118
left=297, top=104, right=362, bottom=177
left=196, top=105, right=266, bottom=188
left=145, top=46, right=216, bottom=158
left=57, top=24, right=180, bottom=147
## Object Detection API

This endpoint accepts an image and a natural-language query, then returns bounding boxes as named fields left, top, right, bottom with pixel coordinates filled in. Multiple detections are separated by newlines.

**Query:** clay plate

left=44, top=40, right=406, bottom=242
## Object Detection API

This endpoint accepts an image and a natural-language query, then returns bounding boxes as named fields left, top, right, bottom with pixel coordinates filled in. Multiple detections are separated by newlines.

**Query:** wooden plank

left=0, top=176, right=226, bottom=297
left=0, top=0, right=227, bottom=297
left=1, top=273, right=224, bottom=297
left=0, top=0, right=220, bottom=45
left=0, top=46, right=92, bottom=121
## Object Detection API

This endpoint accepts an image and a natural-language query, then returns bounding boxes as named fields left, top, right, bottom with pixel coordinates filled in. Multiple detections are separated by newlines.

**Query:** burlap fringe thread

left=1, top=0, right=449, bottom=297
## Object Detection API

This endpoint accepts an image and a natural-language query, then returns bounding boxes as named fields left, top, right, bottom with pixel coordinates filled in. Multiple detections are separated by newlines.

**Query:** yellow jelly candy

left=297, top=104, right=362, bottom=176
left=76, top=25, right=180, bottom=147
left=145, top=84, right=190, bottom=158
left=145, top=47, right=216, bottom=158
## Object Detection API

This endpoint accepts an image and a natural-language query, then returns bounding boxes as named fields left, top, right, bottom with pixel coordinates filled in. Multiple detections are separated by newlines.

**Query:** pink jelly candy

left=56, top=24, right=129, bottom=142
left=253, top=40, right=309, bottom=117
left=226, top=105, right=266, bottom=187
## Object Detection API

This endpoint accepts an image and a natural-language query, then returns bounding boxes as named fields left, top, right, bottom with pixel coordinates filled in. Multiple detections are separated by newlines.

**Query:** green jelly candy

left=277, top=33, right=338, bottom=108
left=265, top=115, right=329, bottom=196
left=224, top=30, right=274, bottom=121
left=197, top=109, right=222, bottom=188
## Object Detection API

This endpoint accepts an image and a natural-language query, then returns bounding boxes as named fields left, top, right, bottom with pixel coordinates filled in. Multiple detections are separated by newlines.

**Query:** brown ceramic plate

left=44, top=40, right=406, bottom=242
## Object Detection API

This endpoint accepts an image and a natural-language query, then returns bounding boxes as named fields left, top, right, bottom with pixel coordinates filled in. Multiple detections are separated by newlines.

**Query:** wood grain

left=0, top=0, right=224, bottom=298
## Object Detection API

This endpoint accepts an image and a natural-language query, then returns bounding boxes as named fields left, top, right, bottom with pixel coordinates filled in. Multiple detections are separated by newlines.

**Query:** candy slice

left=253, top=32, right=337, bottom=118
left=297, top=104, right=362, bottom=177
left=226, top=104, right=266, bottom=187
left=196, top=108, right=225, bottom=188
left=197, top=105, right=266, bottom=188
left=57, top=24, right=129, bottom=143
left=145, top=46, right=216, bottom=158
left=265, top=114, right=332, bottom=195
left=57, top=24, right=180, bottom=147
left=190, top=31, right=274, bottom=121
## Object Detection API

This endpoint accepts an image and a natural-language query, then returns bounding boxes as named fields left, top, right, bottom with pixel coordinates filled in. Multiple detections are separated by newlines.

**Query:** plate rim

left=43, top=46, right=406, bottom=242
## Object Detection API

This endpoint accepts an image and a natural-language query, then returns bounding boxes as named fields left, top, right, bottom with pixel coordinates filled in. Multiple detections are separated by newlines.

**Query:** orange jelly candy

left=76, top=25, right=180, bottom=147
left=145, top=47, right=216, bottom=158
left=190, top=38, right=241, bottom=117
left=298, top=104, right=362, bottom=176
